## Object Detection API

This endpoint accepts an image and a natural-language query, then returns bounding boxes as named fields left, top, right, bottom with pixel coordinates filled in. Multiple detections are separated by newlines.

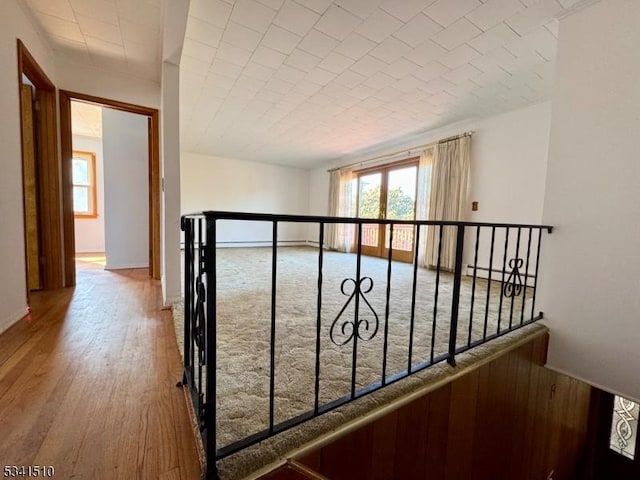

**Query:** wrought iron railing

left=180, top=211, right=553, bottom=479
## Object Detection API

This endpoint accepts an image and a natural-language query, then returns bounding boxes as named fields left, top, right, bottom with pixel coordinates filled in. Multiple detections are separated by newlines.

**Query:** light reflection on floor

left=75, top=253, right=106, bottom=267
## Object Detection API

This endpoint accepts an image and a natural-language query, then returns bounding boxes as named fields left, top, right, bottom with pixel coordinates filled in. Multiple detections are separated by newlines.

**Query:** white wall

left=308, top=102, right=551, bottom=268
left=102, top=109, right=149, bottom=269
left=73, top=135, right=105, bottom=253
left=540, top=0, right=640, bottom=402
left=0, top=0, right=56, bottom=334
left=180, top=152, right=310, bottom=245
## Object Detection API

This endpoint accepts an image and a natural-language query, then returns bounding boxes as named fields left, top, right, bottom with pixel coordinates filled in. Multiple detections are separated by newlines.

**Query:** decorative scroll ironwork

left=503, top=257, right=524, bottom=298
left=610, top=395, right=639, bottom=459
left=330, top=277, right=379, bottom=346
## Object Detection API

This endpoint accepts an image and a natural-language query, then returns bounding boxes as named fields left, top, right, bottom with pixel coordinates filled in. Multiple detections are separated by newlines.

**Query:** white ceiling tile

left=318, top=52, right=356, bottom=74
left=469, top=47, right=515, bottom=71
left=190, top=0, right=233, bottom=29
left=257, top=0, right=284, bottom=9
left=412, top=61, right=449, bottom=81
left=404, top=40, right=447, bottom=67
left=76, top=15, right=122, bottom=45
left=243, top=61, right=277, bottom=80
left=186, top=17, right=224, bottom=48
left=369, top=37, right=412, bottom=64
left=355, top=9, right=403, bottom=43
left=382, top=57, right=421, bottom=78
left=363, top=71, right=396, bottom=90
left=230, top=0, right=278, bottom=33
left=442, top=63, right=482, bottom=83
left=264, top=77, right=295, bottom=94
left=334, top=69, right=368, bottom=88
left=84, top=35, right=125, bottom=58
left=334, top=33, right=376, bottom=60
left=438, top=44, right=480, bottom=68
left=373, top=86, right=403, bottom=102
left=501, top=50, right=545, bottom=74
left=27, top=0, right=75, bottom=21
left=262, top=25, right=302, bottom=55
left=429, top=90, right=457, bottom=105
left=350, top=55, right=387, bottom=77
left=223, top=22, right=263, bottom=51
left=211, top=58, right=245, bottom=78
left=305, top=67, right=337, bottom=86
left=293, top=80, right=323, bottom=95
left=120, top=20, right=159, bottom=46
left=205, top=72, right=237, bottom=90
left=251, top=45, right=287, bottom=69
left=393, top=13, right=442, bottom=48
left=505, top=0, right=564, bottom=35
left=465, top=0, right=524, bottom=31
left=424, top=0, right=482, bottom=27
left=525, top=26, right=557, bottom=61
left=273, top=0, right=321, bottom=36
left=315, top=5, right=362, bottom=41
left=217, top=42, right=253, bottom=67
left=295, top=0, right=333, bottom=14
left=33, top=12, right=84, bottom=43
left=545, top=19, right=559, bottom=38
left=182, top=38, right=217, bottom=64
left=392, top=75, right=426, bottom=93
left=284, top=48, right=323, bottom=72
left=274, top=64, right=307, bottom=83
left=468, top=22, right=519, bottom=54
left=336, top=0, right=385, bottom=19
left=349, top=84, right=377, bottom=100
left=431, top=17, right=482, bottom=50
left=380, top=0, right=437, bottom=23
left=69, top=0, right=118, bottom=25
left=181, top=56, right=213, bottom=76
left=125, top=39, right=159, bottom=63
left=298, top=29, right=340, bottom=58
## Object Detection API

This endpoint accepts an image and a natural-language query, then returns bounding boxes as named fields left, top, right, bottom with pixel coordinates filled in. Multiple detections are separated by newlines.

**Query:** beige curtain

left=416, top=147, right=434, bottom=268
left=326, top=168, right=355, bottom=252
left=425, top=136, right=471, bottom=270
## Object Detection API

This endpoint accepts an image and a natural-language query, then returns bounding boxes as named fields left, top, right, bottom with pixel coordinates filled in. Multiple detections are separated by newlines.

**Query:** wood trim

left=59, top=90, right=161, bottom=284
left=17, top=40, right=63, bottom=291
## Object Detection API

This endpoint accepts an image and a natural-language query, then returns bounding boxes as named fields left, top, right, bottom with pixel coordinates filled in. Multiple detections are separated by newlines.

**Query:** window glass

left=610, top=395, right=639, bottom=459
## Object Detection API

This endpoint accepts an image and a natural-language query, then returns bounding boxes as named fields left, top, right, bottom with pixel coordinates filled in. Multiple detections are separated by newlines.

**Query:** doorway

left=355, top=159, right=419, bottom=263
left=59, top=91, right=161, bottom=285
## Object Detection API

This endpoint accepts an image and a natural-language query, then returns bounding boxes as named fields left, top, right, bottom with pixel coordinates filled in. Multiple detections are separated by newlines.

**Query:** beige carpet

left=173, top=246, right=537, bottom=476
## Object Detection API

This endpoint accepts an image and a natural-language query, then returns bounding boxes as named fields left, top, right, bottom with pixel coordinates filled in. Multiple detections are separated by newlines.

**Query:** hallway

left=0, top=260, right=199, bottom=479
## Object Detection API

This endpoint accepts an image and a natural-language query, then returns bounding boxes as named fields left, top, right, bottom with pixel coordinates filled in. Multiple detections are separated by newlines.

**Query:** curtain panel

left=424, top=136, right=471, bottom=271
left=326, top=168, right=355, bottom=252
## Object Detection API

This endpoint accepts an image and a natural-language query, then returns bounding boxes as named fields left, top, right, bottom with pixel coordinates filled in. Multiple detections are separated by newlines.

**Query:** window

left=610, top=395, right=639, bottom=459
left=72, top=150, right=97, bottom=218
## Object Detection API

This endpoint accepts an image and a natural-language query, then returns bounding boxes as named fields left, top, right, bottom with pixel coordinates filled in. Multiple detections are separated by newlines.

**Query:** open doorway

left=60, top=91, right=160, bottom=285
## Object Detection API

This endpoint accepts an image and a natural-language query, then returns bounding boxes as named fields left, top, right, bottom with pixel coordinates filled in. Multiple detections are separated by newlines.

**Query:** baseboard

left=180, top=240, right=311, bottom=249
left=104, top=262, right=149, bottom=270
left=0, top=306, right=28, bottom=336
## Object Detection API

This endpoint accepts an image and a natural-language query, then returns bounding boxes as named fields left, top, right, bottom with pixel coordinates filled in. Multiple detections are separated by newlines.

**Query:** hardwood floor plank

left=0, top=261, right=200, bottom=479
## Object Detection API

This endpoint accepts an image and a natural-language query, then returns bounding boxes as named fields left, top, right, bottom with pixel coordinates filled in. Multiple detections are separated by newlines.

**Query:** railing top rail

left=182, top=210, right=553, bottom=232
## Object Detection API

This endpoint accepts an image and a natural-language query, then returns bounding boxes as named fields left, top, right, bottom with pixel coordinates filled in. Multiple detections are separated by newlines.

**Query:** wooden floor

left=0, top=259, right=200, bottom=479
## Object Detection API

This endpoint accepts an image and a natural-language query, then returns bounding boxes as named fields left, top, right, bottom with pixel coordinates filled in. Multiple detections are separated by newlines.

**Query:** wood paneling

left=0, top=259, right=200, bottom=478
left=20, top=84, right=41, bottom=291
left=299, top=332, right=593, bottom=480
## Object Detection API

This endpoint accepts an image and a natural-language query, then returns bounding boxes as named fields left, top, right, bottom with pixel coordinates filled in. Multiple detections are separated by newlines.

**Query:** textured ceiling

left=22, top=0, right=164, bottom=83
left=180, top=0, right=587, bottom=167
left=71, top=101, right=102, bottom=138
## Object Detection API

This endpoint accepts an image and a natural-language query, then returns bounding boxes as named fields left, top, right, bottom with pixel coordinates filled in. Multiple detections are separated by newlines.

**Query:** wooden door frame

left=17, top=40, right=63, bottom=294
left=59, top=90, right=161, bottom=284
left=354, top=158, right=419, bottom=263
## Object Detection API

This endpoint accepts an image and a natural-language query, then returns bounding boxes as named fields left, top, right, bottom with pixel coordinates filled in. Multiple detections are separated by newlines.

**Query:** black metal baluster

left=530, top=228, right=544, bottom=320
left=448, top=225, right=465, bottom=366
left=314, top=223, right=324, bottom=415
left=497, top=227, right=510, bottom=334
left=204, top=217, right=217, bottom=477
left=521, top=227, right=533, bottom=324
left=483, top=226, right=496, bottom=341
left=468, top=226, right=480, bottom=348
left=382, top=223, right=393, bottom=385
left=431, top=225, right=444, bottom=364
left=182, top=218, right=192, bottom=386
left=269, top=221, right=278, bottom=433
left=508, top=227, right=522, bottom=329
left=408, top=225, right=420, bottom=373
left=351, top=223, right=363, bottom=399
left=197, top=218, right=204, bottom=402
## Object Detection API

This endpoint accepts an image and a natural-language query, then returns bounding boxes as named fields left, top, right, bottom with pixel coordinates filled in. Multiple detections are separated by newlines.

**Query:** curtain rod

left=327, top=131, right=473, bottom=173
